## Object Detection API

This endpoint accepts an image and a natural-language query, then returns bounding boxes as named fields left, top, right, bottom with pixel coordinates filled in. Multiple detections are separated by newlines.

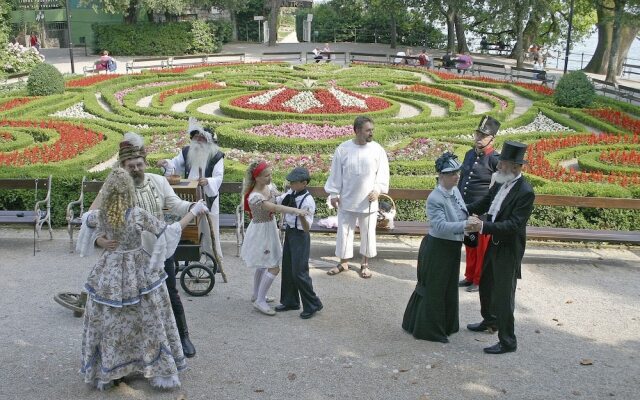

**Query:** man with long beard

left=465, top=141, right=535, bottom=354
left=157, top=118, right=225, bottom=261
left=90, top=132, right=198, bottom=358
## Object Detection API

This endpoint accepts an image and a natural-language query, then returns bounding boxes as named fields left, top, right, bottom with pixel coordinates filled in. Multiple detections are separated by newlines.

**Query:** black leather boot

left=174, top=312, right=196, bottom=358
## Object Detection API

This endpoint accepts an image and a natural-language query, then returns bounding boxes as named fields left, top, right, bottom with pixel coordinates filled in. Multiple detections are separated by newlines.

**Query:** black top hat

left=500, top=141, right=528, bottom=164
left=476, top=115, right=500, bottom=136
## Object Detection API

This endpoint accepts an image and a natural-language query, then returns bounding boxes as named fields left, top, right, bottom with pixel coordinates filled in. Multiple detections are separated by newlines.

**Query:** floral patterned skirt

left=80, top=284, right=186, bottom=385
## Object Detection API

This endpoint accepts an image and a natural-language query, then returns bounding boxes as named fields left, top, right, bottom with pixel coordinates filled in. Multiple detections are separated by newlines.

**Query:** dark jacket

left=458, top=148, right=500, bottom=203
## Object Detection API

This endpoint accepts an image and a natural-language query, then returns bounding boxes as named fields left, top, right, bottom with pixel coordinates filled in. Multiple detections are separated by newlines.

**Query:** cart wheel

left=200, top=252, right=218, bottom=274
left=180, top=263, right=215, bottom=296
left=54, top=292, right=86, bottom=317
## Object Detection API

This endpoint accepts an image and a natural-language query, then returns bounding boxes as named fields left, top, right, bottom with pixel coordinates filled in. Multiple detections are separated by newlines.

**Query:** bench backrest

left=350, top=52, right=388, bottom=61
left=132, top=57, right=168, bottom=62
left=0, top=177, right=50, bottom=190
left=473, top=61, right=507, bottom=69
left=618, top=84, right=640, bottom=94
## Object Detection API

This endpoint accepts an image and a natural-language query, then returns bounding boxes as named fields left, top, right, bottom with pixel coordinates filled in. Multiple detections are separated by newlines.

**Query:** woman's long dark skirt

left=402, top=234, right=462, bottom=342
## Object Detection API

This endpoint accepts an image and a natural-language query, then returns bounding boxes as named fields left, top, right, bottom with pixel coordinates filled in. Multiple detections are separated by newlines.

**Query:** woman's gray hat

left=435, top=151, right=461, bottom=173
left=286, top=167, right=311, bottom=182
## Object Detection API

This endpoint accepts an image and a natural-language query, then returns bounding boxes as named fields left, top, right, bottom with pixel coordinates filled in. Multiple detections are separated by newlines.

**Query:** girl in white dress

left=240, top=161, right=308, bottom=315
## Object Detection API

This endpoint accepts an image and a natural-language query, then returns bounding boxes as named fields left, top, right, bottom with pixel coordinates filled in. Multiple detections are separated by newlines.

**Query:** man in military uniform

left=457, top=116, right=500, bottom=292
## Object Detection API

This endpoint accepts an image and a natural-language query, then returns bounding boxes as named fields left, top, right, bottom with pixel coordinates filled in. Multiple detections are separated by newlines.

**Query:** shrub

left=190, top=20, right=216, bottom=54
left=0, top=42, right=45, bottom=74
left=27, top=63, right=64, bottom=96
left=554, top=71, right=595, bottom=108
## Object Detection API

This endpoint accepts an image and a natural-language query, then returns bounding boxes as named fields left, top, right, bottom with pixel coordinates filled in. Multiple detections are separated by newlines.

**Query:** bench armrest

left=66, top=199, right=83, bottom=222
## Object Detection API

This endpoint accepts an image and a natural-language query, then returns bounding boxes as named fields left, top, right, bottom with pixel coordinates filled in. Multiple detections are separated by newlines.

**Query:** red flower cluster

left=527, top=133, right=640, bottom=186
left=65, top=74, right=123, bottom=88
left=586, top=108, right=640, bottom=135
left=158, top=81, right=224, bottom=103
left=154, top=61, right=278, bottom=74
left=599, top=150, right=640, bottom=168
left=230, top=87, right=390, bottom=114
left=430, top=71, right=555, bottom=96
left=404, top=84, right=464, bottom=110
left=0, top=132, right=13, bottom=142
left=0, top=97, right=34, bottom=112
left=0, top=120, right=103, bottom=167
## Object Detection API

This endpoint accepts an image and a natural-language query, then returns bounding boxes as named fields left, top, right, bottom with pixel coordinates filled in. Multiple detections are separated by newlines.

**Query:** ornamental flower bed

left=50, top=102, right=99, bottom=120
left=230, top=87, right=390, bottom=114
left=66, top=74, right=123, bottom=88
left=387, top=138, right=452, bottom=161
left=145, top=131, right=190, bottom=154
left=158, top=81, right=226, bottom=104
left=404, top=84, right=464, bottom=110
left=248, top=123, right=352, bottom=139
left=586, top=108, right=640, bottom=135
left=114, top=81, right=182, bottom=105
left=0, top=132, right=13, bottom=142
left=430, top=70, right=555, bottom=96
left=226, top=149, right=331, bottom=174
left=0, top=97, right=35, bottom=112
left=359, top=81, right=381, bottom=87
left=527, top=133, right=640, bottom=186
left=0, top=120, right=103, bottom=166
left=599, top=150, right=640, bottom=167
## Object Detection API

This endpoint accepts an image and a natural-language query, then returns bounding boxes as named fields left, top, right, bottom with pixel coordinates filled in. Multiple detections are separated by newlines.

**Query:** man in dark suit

left=465, top=141, right=535, bottom=354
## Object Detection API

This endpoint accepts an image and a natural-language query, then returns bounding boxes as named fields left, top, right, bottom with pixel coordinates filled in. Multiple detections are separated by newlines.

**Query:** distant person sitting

left=95, top=50, right=117, bottom=73
left=480, top=36, right=488, bottom=53
left=455, top=52, right=473, bottom=74
left=322, top=43, right=332, bottom=62
left=497, top=39, right=506, bottom=52
left=442, top=52, right=456, bottom=69
left=418, top=49, right=430, bottom=68
left=312, top=47, right=323, bottom=63
left=393, top=50, right=406, bottom=65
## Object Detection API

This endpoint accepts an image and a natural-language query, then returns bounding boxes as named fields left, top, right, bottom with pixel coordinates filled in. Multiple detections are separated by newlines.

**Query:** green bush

left=27, top=63, right=64, bottom=96
left=554, top=71, right=595, bottom=108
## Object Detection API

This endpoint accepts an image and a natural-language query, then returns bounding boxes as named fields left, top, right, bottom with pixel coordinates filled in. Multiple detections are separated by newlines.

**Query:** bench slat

left=0, top=179, right=50, bottom=190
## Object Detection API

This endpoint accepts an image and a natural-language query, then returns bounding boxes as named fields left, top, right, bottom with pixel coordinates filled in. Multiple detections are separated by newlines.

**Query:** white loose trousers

left=335, top=208, right=377, bottom=260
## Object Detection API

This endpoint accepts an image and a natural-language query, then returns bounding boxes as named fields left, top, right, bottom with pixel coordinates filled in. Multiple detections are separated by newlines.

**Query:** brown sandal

left=360, top=265, right=372, bottom=279
left=327, top=263, right=348, bottom=276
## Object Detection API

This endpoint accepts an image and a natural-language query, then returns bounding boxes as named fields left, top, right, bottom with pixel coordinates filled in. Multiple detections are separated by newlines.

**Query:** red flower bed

left=0, top=132, right=13, bottom=142
left=404, top=84, right=465, bottom=110
left=158, top=81, right=225, bottom=103
left=230, top=87, right=390, bottom=114
left=0, top=97, right=35, bottom=112
left=65, top=74, right=123, bottom=88
left=0, top=120, right=103, bottom=166
left=154, top=61, right=279, bottom=74
left=430, top=71, right=555, bottom=96
left=586, top=108, right=640, bottom=135
left=527, top=133, right=640, bottom=186
left=599, top=150, right=640, bottom=167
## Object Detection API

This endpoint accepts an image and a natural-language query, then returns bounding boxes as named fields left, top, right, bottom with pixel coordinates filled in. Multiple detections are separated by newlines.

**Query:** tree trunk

left=454, top=13, right=469, bottom=54
left=615, top=24, right=640, bottom=73
left=230, top=11, right=238, bottom=41
left=584, top=2, right=614, bottom=74
left=267, top=0, right=281, bottom=46
left=124, top=0, right=138, bottom=24
left=605, top=0, right=625, bottom=83
left=445, top=10, right=456, bottom=52
left=390, top=14, right=397, bottom=49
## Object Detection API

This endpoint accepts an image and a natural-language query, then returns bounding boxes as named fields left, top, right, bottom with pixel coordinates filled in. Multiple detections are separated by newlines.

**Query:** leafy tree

left=0, top=0, right=10, bottom=76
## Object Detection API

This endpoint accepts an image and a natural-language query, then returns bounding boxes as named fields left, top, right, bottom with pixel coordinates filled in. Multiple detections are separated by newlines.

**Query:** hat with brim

left=435, top=151, right=461, bottom=173
left=118, top=132, right=146, bottom=163
left=476, top=115, right=500, bottom=136
left=500, top=141, right=528, bottom=164
left=286, top=166, right=311, bottom=182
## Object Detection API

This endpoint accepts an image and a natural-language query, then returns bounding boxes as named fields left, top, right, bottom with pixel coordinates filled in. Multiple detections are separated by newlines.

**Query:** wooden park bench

left=164, top=53, right=247, bottom=69
left=203, top=53, right=245, bottom=64
left=125, top=57, right=170, bottom=73
left=511, top=66, right=556, bottom=87
left=622, top=63, right=640, bottom=79
left=235, top=185, right=640, bottom=247
left=260, top=52, right=303, bottom=63
left=470, top=61, right=510, bottom=78
left=305, top=51, right=347, bottom=64
left=591, top=78, right=621, bottom=100
left=618, top=84, right=640, bottom=104
left=391, top=55, right=422, bottom=66
left=0, top=176, right=53, bottom=254
left=349, top=52, right=390, bottom=65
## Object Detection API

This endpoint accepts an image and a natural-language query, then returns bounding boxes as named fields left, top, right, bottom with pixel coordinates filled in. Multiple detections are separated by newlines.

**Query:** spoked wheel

left=180, top=263, right=215, bottom=296
left=54, top=292, right=87, bottom=317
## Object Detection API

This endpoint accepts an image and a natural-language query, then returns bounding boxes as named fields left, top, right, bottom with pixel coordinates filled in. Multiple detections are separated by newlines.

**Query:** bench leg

left=68, top=223, right=75, bottom=253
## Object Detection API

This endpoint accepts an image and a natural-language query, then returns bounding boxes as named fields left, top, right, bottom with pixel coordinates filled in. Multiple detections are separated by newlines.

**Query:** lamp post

left=65, top=0, right=75, bottom=73
left=563, top=0, right=575, bottom=74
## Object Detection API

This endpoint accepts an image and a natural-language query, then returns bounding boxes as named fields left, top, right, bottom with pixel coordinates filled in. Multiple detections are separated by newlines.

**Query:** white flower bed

left=247, top=88, right=286, bottom=105
left=50, top=102, right=99, bottom=120
left=456, top=112, right=574, bottom=140
left=282, top=91, right=322, bottom=113
left=329, top=87, right=367, bottom=108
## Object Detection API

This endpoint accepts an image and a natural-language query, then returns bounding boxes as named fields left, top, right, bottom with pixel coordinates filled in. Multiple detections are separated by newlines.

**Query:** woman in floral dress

left=77, top=168, right=208, bottom=390
left=240, top=161, right=308, bottom=316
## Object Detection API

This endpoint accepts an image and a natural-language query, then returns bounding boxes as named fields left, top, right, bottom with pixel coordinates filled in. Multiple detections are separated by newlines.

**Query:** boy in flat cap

left=275, top=167, right=323, bottom=319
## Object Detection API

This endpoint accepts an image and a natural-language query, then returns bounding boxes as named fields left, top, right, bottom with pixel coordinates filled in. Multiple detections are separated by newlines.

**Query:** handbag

left=463, top=232, right=478, bottom=247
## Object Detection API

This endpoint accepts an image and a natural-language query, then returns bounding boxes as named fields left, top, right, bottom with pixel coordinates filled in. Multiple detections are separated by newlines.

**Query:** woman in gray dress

left=402, top=152, right=478, bottom=343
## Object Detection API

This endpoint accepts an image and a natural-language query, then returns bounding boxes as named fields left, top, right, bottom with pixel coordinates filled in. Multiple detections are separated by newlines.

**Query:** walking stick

left=199, top=168, right=227, bottom=283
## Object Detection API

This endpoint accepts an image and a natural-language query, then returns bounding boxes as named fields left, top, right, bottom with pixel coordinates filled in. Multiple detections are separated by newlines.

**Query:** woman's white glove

left=190, top=200, right=208, bottom=216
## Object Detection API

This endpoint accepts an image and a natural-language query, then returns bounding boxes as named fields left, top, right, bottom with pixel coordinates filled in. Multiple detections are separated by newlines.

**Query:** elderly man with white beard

left=464, top=141, right=535, bottom=355
left=157, top=118, right=225, bottom=261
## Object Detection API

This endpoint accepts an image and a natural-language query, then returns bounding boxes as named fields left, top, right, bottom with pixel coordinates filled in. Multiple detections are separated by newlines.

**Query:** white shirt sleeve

left=324, top=146, right=343, bottom=198
left=203, top=157, right=224, bottom=198
left=165, top=151, right=186, bottom=176
left=374, top=146, right=390, bottom=194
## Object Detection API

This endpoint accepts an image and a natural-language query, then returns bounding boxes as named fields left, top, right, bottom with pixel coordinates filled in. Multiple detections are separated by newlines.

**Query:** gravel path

left=95, top=93, right=113, bottom=113
left=197, top=101, right=225, bottom=116
left=1, top=228, right=638, bottom=400
left=476, top=88, right=533, bottom=120
left=171, top=99, right=198, bottom=113
left=136, top=95, right=154, bottom=108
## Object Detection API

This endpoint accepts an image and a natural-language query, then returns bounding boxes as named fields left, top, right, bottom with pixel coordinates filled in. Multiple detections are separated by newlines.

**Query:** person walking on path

left=324, top=116, right=389, bottom=279
left=465, top=141, right=535, bottom=354
left=77, top=168, right=208, bottom=390
left=402, top=152, right=479, bottom=343
left=240, top=161, right=309, bottom=316
left=274, top=167, right=323, bottom=319
left=458, top=116, right=501, bottom=292
left=90, top=132, right=199, bottom=358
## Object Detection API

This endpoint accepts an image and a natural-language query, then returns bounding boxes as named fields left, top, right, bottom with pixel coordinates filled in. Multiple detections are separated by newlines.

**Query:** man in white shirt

left=324, top=116, right=390, bottom=279
left=157, top=118, right=225, bottom=261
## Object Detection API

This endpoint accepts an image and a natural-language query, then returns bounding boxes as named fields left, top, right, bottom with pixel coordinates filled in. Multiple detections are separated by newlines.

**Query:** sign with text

left=253, top=16, right=265, bottom=21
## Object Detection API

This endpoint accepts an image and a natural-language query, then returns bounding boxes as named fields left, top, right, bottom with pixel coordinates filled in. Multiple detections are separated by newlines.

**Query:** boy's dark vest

left=181, top=146, right=225, bottom=208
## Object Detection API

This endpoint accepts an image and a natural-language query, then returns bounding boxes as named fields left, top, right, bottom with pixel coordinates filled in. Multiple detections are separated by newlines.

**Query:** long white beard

left=187, top=141, right=217, bottom=174
left=493, top=170, right=517, bottom=185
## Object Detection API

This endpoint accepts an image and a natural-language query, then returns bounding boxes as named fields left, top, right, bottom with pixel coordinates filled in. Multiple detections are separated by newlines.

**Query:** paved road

left=0, top=228, right=638, bottom=399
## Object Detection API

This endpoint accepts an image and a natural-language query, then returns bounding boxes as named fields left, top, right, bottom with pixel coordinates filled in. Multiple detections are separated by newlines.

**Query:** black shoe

left=458, top=279, right=472, bottom=287
left=300, top=304, right=323, bottom=319
left=467, top=322, right=498, bottom=333
left=466, top=284, right=479, bottom=292
left=181, top=336, right=196, bottom=358
left=483, top=342, right=516, bottom=354
left=275, top=304, right=300, bottom=312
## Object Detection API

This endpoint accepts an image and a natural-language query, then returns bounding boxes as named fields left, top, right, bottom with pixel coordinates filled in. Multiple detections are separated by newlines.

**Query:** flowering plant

left=359, top=81, right=381, bottom=87
left=0, top=132, right=13, bottom=142
left=114, top=81, right=182, bottom=105
left=247, top=123, right=352, bottom=139
left=144, top=131, right=190, bottom=154
left=0, top=97, right=35, bottom=112
left=404, top=84, right=464, bottom=110
left=387, top=138, right=453, bottom=161
left=158, top=81, right=225, bottom=104
left=600, top=150, right=640, bottom=167
left=1, top=42, right=45, bottom=74
left=226, top=149, right=331, bottom=174
left=66, top=74, right=123, bottom=88
left=586, top=108, right=640, bottom=135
